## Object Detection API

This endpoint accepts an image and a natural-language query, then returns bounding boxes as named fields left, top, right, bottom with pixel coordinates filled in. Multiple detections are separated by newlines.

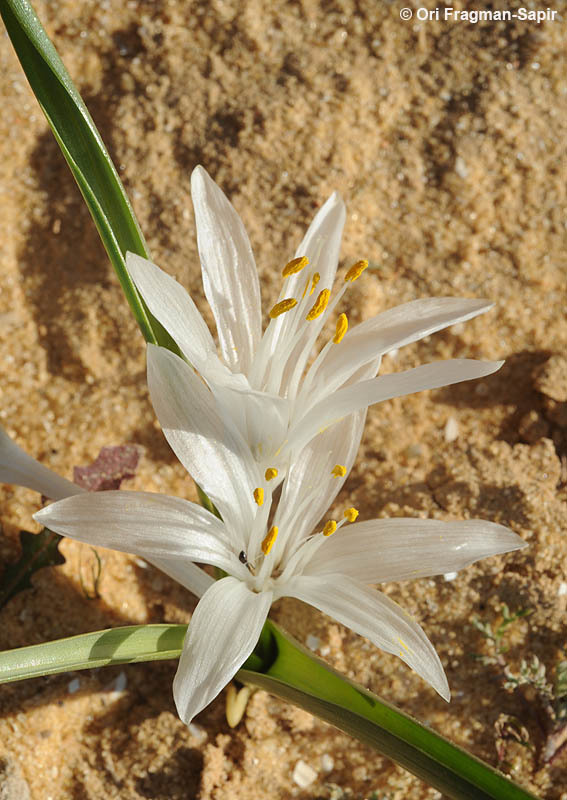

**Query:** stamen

left=333, top=313, right=348, bottom=344
left=269, top=298, right=298, bottom=318
left=265, top=467, right=278, bottom=481
left=253, top=487, right=264, bottom=506
left=331, top=464, right=347, bottom=478
left=282, top=256, right=309, bottom=277
left=306, top=288, right=330, bottom=321
left=344, top=259, right=369, bottom=282
left=323, top=519, right=337, bottom=537
left=343, top=507, right=359, bottom=523
left=301, top=271, right=320, bottom=300
left=261, top=526, right=278, bottom=555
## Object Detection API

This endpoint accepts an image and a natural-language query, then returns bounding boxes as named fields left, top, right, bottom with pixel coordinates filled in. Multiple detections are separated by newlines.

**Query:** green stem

left=0, top=622, right=539, bottom=800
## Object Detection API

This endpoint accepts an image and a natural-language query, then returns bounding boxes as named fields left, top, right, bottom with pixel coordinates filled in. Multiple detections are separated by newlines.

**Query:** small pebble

left=558, top=582, right=567, bottom=597
left=0, top=757, right=31, bottom=800
left=455, top=156, right=468, bottom=179
left=321, top=753, right=334, bottom=772
left=443, top=571, right=458, bottom=582
left=292, top=760, right=317, bottom=788
left=68, top=678, right=81, bottom=694
left=105, top=671, right=128, bottom=701
left=444, top=416, right=459, bottom=443
left=306, top=634, right=320, bottom=651
left=112, top=671, right=128, bottom=692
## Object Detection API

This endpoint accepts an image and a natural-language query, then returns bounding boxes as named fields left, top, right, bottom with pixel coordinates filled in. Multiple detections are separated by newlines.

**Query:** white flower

left=31, top=380, right=526, bottom=725
left=126, top=165, right=501, bottom=480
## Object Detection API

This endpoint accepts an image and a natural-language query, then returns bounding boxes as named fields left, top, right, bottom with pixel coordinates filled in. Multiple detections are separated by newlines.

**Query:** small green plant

left=473, top=604, right=567, bottom=763
left=471, top=603, right=533, bottom=667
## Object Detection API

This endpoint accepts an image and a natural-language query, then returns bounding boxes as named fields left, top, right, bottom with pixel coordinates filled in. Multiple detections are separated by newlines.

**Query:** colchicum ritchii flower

left=12, top=361, right=525, bottom=724
left=126, top=165, right=501, bottom=481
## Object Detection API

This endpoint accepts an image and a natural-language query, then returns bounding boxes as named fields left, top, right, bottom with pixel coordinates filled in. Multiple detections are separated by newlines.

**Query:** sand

left=0, top=0, right=566, bottom=797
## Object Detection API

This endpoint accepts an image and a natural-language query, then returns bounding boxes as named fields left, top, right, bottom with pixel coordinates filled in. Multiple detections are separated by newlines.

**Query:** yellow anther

left=323, top=519, right=337, bottom=537
left=333, top=313, right=348, bottom=343
left=306, top=288, right=330, bottom=321
left=282, top=256, right=309, bottom=277
left=331, top=464, right=347, bottom=478
left=264, top=467, right=278, bottom=481
left=343, top=507, right=359, bottom=523
left=344, top=259, right=369, bottom=282
left=269, top=298, right=298, bottom=318
left=253, top=487, right=264, bottom=506
left=261, top=526, right=278, bottom=555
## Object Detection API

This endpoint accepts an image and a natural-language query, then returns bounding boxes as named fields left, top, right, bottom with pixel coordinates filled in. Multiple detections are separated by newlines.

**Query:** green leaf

left=0, top=621, right=539, bottom=800
left=243, top=621, right=539, bottom=800
left=0, top=0, right=158, bottom=344
left=0, top=528, right=64, bottom=609
left=0, top=623, right=262, bottom=682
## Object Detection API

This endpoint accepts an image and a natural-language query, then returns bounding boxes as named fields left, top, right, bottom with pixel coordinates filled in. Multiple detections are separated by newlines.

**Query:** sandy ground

left=0, top=0, right=566, bottom=797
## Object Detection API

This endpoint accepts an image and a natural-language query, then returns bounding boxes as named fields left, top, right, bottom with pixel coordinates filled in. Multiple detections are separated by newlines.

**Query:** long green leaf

left=0, top=0, right=157, bottom=343
left=243, top=621, right=538, bottom=800
left=0, top=622, right=538, bottom=800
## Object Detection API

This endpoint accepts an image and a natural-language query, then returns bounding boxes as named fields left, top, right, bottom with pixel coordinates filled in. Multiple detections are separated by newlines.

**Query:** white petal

left=303, top=518, right=526, bottom=583
left=255, top=192, right=346, bottom=388
left=289, top=359, right=503, bottom=456
left=35, top=491, right=250, bottom=581
left=147, top=345, right=261, bottom=533
left=146, top=556, right=215, bottom=598
left=281, top=574, right=449, bottom=701
left=213, top=383, right=289, bottom=466
left=294, top=191, right=346, bottom=293
left=126, top=253, right=225, bottom=378
left=274, top=410, right=366, bottom=558
left=306, top=298, right=494, bottom=401
left=191, top=166, right=261, bottom=375
left=0, top=427, right=83, bottom=501
left=173, top=576, right=272, bottom=723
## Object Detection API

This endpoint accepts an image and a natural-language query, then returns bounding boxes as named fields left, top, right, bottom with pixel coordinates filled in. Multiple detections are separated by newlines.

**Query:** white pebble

left=292, top=760, right=317, bottom=788
left=558, top=582, right=567, bottom=596
left=112, top=671, right=128, bottom=692
left=321, top=753, right=334, bottom=772
left=443, top=571, right=458, bottom=582
left=68, top=678, right=81, bottom=694
left=306, top=634, right=320, bottom=651
left=105, top=671, right=128, bottom=701
left=455, top=156, right=468, bottom=179
left=444, top=416, right=459, bottom=443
